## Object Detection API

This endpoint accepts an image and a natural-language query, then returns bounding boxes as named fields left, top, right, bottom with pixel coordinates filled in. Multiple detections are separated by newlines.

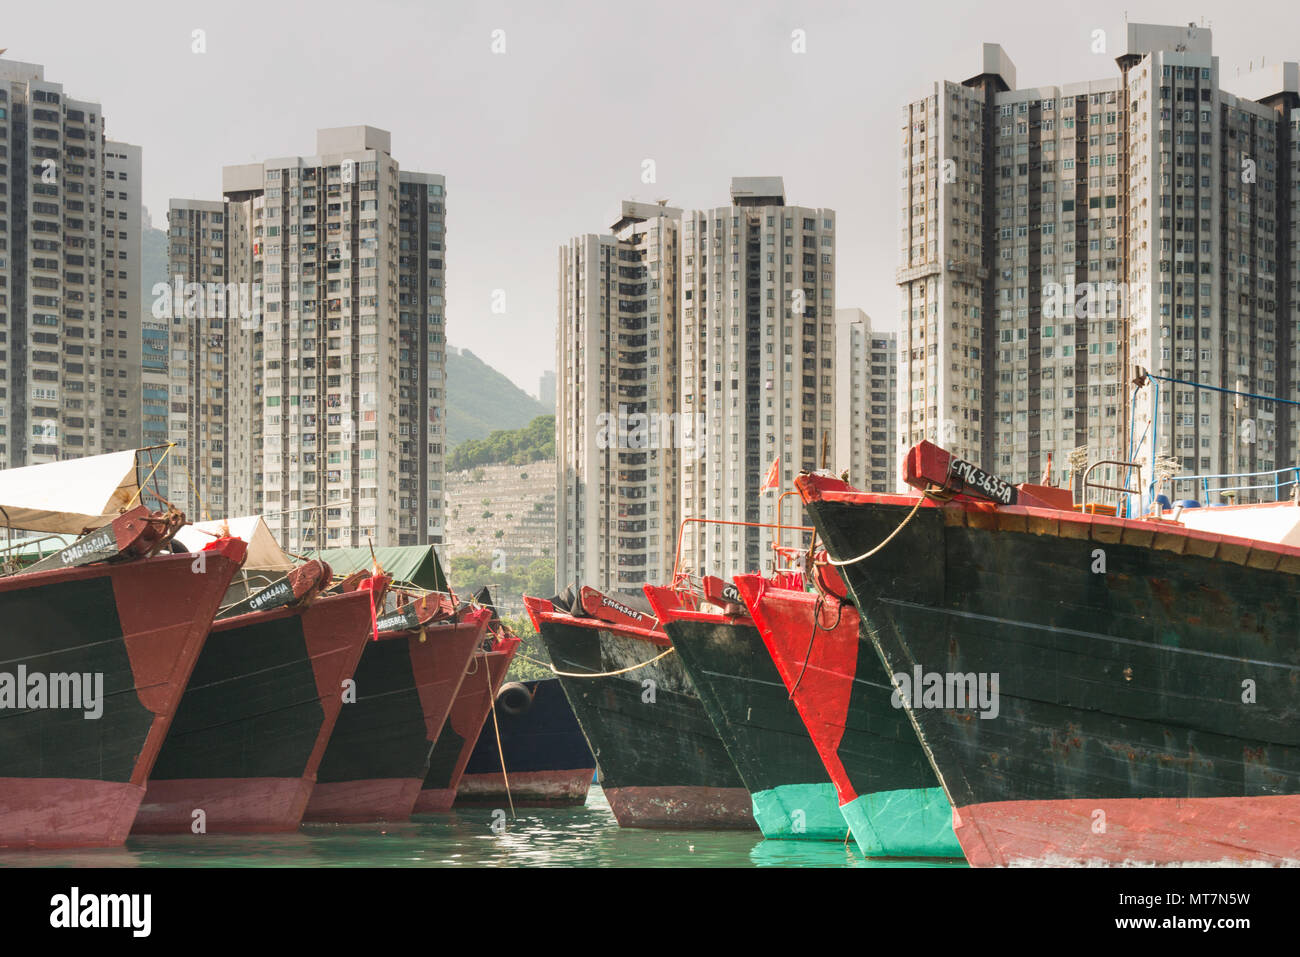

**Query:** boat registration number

left=948, top=458, right=1017, bottom=506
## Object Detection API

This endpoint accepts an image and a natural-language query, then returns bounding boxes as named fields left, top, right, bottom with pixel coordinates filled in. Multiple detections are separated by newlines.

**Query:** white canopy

left=174, top=515, right=295, bottom=572
left=0, top=449, right=141, bottom=534
left=1176, top=501, right=1300, bottom=548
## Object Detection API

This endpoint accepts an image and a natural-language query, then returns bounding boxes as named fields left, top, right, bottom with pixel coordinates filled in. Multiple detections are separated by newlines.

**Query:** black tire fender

left=496, top=681, right=534, bottom=716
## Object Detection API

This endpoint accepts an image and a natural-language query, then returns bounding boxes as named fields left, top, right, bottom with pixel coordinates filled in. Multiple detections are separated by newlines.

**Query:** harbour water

left=0, top=787, right=965, bottom=868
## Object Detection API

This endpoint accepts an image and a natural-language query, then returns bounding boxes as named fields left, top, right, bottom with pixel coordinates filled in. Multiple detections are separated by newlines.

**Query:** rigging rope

left=1144, top=370, right=1300, bottom=408
left=484, top=661, right=515, bottom=820
left=514, top=647, right=675, bottom=678
left=127, top=444, right=174, bottom=509
left=820, top=493, right=928, bottom=567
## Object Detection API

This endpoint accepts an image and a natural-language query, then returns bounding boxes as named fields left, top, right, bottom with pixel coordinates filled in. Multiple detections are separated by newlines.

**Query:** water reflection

left=0, top=787, right=966, bottom=868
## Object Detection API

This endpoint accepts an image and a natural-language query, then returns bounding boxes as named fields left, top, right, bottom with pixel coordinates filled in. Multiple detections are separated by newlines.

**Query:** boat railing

left=1082, top=460, right=1144, bottom=517
left=671, top=515, right=813, bottom=583
left=774, top=490, right=810, bottom=552
left=0, top=532, right=75, bottom=575
left=1169, top=465, right=1300, bottom=505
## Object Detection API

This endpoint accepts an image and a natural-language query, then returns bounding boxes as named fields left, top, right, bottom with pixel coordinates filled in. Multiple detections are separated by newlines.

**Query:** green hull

left=751, top=782, right=845, bottom=840
left=840, top=787, right=963, bottom=858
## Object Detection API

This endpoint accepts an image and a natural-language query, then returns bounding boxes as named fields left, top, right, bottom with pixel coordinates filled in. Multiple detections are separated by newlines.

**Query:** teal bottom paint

left=751, top=783, right=845, bottom=840
left=839, top=787, right=964, bottom=858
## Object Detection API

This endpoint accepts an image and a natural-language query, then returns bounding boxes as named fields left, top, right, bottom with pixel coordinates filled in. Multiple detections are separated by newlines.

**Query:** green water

left=0, top=787, right=965, bottom=867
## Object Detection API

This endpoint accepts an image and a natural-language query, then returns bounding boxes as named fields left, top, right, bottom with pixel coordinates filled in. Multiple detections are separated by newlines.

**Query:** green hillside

left=447, top=415, right=554, bottom=471
left=445, top=347, right=548, bottom=446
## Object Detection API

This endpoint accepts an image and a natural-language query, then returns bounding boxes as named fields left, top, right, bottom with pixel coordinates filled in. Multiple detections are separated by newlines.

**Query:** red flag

left=761, top=456, right=780, bottom=493
left=1040, top=451, right=1052, bottom=486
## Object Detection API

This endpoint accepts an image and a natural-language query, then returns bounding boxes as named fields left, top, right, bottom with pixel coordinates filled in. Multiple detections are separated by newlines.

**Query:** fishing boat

left=524, top=585, right=755, bottom=829
left=732, top=570, right=962, bottom=857
left=0, top=449, right=246, bottom=847
left=797, top=438, right=1300, bottom=866
left=132, top=547, right=375, bottom=834
left=454, top=677, right=596, bottom=807
left=413, top=596, right=521, bottom=813
left=303, top=585, right=491, bottom=823
left=646, top=573, right=845, bottom=840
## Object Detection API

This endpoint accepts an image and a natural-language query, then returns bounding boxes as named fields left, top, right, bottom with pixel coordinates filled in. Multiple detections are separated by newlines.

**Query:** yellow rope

left=183, top=462, right=210, bottom=522
left=821, top=492, right=928, bottom=567
left=127, top=444, right=174, bottom=508
left=516, top=646, right=675, bottom=678
left=485, top=663, right=515, bottom=820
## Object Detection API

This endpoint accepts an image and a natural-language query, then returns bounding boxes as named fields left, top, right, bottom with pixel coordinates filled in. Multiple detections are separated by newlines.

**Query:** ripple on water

left=0, top=787, right=966, bottom=868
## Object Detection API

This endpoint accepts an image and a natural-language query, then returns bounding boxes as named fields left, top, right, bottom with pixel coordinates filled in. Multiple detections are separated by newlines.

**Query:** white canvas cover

left=174, top=515, right=294, bottom=572
left=0, top=449, right=141, bottom=534
left=1176, top=500, right=1300, bottom=548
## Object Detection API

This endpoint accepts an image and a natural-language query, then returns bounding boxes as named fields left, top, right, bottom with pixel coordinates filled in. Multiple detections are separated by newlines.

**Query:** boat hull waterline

left=799, top=470, right=1300, bottom=867
left=733, top=576, right=961, bottom=858
left=133, top=589, right=374, bottom=833
left=648, top=594, right=843, bottom=841
left=0, top=540, right=246, bottom=847
left=527, top=596, right=755, bottom=830
left=304, top=609, right=490, bottom=823
left=453, top=678, right=595, bottom=808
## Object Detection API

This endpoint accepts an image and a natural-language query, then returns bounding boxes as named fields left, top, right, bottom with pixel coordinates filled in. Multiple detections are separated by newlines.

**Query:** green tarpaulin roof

left=309, top=545, right=448, bottom=592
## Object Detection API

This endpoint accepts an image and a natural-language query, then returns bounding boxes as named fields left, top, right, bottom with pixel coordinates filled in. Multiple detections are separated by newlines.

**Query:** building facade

left=900, top=25, right=1300, bottom=502
left=556, top=181, right=842, bottom=590
left=163, top=126, right=447, bottom=547
left=0, top=58, right=141, bottom=466
left=537, top=368, right=555, bottom=410
left=556, top=201, right=682, bottom=591
left=101, top=141, right=143, bottom=453
left=834, top=307, right=897, bottom=491
left=163, top=197, right=227, bottom=517
left=677, top=178, right=836, bottom=577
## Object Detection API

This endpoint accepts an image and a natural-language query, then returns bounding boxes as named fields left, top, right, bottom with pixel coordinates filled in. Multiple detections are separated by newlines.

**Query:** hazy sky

left=7, top=0, right=1299, bottom=396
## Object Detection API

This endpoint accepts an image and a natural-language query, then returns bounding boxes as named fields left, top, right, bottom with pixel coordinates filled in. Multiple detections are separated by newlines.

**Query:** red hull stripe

left=602, top=786, right=757, bottom=830
left=428, top=647, right=518, bottom=805
left=302, top=778, right=423, bottom=823
left=454, top=768, right=596, bottom=806
left=0, top=779, right=141, bottom=848
left=132, top=777, right=313, bottom=833
left=411, top=788, right=457, bottom=814
left=134, top=591, right=373, bottom=833
left=411, top=611, right=492, bottom=740
left=955, top=795, right=1300, bottom=866
left=797, top=473, right=1300, bottom=575
left=733, top=577, right=860, bottom=804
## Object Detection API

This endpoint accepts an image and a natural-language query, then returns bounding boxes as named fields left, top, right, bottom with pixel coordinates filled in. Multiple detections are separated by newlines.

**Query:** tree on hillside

left=500, top=614, right=551, bottom=681
left=448, top=552, right=555, bottom=607
left=448, top=415, right=555, bottom=471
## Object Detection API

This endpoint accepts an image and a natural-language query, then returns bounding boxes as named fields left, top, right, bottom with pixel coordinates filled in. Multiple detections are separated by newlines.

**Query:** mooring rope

left=789, top=590, right=846, bottom=699
left=485, top=661, right=515, bottom=820
left=514, top=647, right=675, bottom=678
left=791, top=484, right=946, bottom=694
left=820, top=493, right=927, bottom=567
